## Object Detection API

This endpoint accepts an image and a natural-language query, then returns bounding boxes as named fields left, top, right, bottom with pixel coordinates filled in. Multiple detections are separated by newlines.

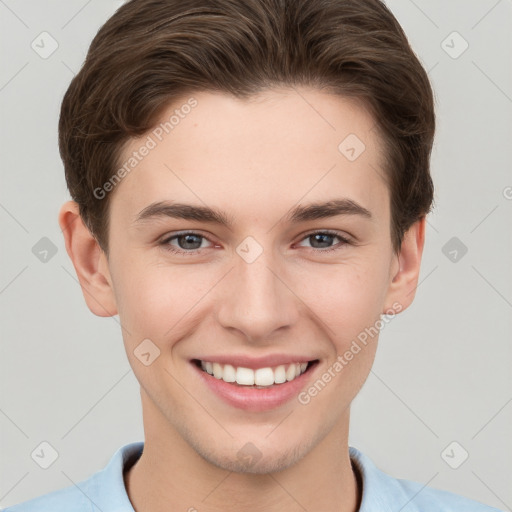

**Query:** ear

left=58, top=201, right=118, bottom=317
left=382, top=216, right=426, bottom=315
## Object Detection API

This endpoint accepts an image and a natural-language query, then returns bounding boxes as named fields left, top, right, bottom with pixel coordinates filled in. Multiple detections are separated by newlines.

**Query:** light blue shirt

left=2, top=441, right=503, bottom=511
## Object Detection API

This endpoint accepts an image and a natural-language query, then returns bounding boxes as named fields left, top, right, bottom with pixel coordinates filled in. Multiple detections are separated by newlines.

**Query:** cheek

left=111, top=258, right=217, bottom=343
left=294, top=257, right=389, bottom=344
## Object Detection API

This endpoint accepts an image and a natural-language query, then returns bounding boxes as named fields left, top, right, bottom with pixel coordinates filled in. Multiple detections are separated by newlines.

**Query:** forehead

left=110, top=88, right=389, bottom=227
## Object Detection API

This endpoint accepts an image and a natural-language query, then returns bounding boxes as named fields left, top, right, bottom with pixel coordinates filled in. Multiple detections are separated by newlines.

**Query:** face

left=99, top=88, right=409, bottom=473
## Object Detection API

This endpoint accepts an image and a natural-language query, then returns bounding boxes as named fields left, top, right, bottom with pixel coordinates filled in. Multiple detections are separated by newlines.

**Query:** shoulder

left=393, top=475, right=503, bottom=511
left=349, top=446, right=504, bottom=512
left=1, top=481, right=94, bottom=512
left=2, top=441, right=144, bottom=512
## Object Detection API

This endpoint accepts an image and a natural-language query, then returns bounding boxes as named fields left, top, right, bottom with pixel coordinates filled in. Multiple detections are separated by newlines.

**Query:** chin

left=202, top=445, right=304, bottom=474
left=190, top=431, right=319, bottom=475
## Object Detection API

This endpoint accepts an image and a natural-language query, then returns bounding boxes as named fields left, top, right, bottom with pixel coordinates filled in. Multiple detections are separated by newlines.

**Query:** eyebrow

left=134, top=198, right=372, bottom=228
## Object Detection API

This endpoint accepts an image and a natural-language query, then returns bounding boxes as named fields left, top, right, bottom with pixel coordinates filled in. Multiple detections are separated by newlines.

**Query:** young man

left=3, top=0, right=502, bottom=511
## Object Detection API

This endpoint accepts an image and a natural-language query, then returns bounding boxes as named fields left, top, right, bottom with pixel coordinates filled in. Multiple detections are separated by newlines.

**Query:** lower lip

left=192, top=361, right=318, bottom=412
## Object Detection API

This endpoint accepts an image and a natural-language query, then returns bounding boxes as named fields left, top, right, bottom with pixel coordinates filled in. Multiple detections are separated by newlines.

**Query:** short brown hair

left=59, top=0, right=435, bottom=255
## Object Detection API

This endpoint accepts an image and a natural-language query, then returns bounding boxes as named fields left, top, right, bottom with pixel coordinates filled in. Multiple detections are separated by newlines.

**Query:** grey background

left=1, top=0, right=511, bottom=509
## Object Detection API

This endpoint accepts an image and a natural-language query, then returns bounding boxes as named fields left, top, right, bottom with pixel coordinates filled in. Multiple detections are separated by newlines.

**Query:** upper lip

left=193, top=354, right=318, bottom=370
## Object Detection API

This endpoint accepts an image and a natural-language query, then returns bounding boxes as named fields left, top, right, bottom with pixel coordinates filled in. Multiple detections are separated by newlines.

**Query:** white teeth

left=212, top=362, right=223, bottom=379
left=222, top=364, right=236, bottom=382
left=198, top=360, right=310, bottom=387
left=285, top=364, right=296, bottom=381
left=254, top=367, right=274, bottom=386
left=274, top=365, right=286, bottom=384
left=236, top=367, right=255, bottom=385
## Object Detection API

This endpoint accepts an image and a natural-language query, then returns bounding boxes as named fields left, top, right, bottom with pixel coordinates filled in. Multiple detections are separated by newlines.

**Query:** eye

left=159, top=229, right=352, bottom=256
left=160, top=231, right=214, bottom=255
left=296, top=230, right=352, bottom=253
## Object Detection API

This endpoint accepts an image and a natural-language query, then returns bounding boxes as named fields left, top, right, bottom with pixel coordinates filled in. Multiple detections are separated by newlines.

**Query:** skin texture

left=59, top=87, right=425, bottom=512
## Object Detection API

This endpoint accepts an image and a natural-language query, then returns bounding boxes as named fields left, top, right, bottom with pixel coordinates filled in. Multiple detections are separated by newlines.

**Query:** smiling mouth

left=192, top=359, right=319, bottom=388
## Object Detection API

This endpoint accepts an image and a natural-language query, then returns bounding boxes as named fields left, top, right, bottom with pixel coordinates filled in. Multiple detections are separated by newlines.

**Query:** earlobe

left=382, top=217, right=426, bottom=315
left=58, top=201, right=118, bottom=317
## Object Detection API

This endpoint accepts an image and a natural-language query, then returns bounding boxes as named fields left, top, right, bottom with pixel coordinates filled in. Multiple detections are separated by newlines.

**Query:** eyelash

left=159, top=230, right=353, bottom=256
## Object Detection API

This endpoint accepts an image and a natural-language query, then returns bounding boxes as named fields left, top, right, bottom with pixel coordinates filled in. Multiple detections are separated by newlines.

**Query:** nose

left=215, top=247, right=300, bottom=343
